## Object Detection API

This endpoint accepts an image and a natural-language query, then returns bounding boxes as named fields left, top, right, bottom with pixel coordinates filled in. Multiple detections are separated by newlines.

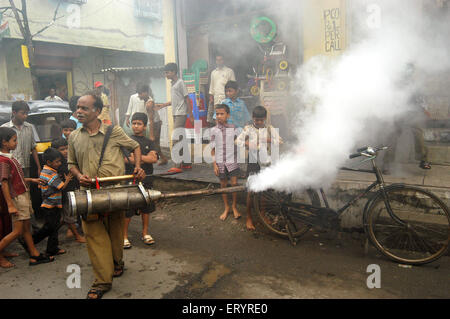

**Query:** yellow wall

left=302, top=0, right=347, bottom=61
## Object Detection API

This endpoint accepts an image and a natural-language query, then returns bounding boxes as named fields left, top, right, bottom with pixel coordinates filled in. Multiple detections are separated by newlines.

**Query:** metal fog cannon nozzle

left=67, top=176, right=246, bottom=220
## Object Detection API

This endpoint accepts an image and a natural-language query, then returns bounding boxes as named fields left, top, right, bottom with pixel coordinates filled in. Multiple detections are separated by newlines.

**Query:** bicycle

left=253, top=146, right=450, bottom=265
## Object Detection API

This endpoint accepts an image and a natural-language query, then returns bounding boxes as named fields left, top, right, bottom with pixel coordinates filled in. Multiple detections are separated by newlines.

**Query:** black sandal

left=29, top=253, right=55, bottom=266
left=86, top=287, right=106, bottom=299
left=113, top=267, right=124, bottom=278
left=47, top=248, right=66, bottom=256
left=419, top=161, right=431, bottom=169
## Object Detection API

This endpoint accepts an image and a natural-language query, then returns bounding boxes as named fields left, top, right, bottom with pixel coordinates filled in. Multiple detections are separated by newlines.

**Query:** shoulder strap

left=98, top=125, right=114, bottom=173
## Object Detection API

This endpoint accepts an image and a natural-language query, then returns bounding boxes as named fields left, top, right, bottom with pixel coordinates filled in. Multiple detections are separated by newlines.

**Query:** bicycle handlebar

left=349, top=153, right=361, bottom=159
left=349, top=146, right=388, bottom=159
left=357, top=146, right=368, bottom=152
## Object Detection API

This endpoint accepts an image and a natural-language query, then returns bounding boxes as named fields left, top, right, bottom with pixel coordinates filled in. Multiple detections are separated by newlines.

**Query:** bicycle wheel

left=253, top=188, right=321, bottom=239
left=365, top=185, right=450, bottom=265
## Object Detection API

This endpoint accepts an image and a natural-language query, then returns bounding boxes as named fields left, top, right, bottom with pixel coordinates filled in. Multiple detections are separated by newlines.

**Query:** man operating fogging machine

left=68, top=92, right=145, bottom=299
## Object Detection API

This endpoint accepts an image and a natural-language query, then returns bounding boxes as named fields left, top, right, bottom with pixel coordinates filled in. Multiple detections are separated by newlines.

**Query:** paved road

left=0, top=192, right=448, bottom=300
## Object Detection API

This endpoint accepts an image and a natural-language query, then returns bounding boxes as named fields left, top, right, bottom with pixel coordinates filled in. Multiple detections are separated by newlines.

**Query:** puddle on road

left=164, top=261, right=232, bottom=298
left=191, top=262, right=232, bottom=290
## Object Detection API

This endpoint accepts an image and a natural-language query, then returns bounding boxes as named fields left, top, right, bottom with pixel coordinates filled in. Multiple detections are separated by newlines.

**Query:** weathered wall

left=72, top=47, right=164, bottom=96
left=0, top=0, right=164, bottom=54
left=302, top=0, right=347, bottom=61
left=3, top=40, right=33, bottom=99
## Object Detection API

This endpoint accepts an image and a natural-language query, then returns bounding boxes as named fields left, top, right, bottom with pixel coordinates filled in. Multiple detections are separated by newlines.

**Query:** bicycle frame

left=315, top=158, right=406, bottom=226
left=312, top=158, right=383, bottom=216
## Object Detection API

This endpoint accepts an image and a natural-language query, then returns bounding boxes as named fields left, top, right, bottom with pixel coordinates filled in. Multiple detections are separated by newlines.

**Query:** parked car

left=0, top=100, right=72, bottom=216
left=0, top=100, right=72, bottom=150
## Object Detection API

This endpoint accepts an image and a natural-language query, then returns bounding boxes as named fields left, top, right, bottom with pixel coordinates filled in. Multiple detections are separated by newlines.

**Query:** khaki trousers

left=82, top=211, right=125, bottom=290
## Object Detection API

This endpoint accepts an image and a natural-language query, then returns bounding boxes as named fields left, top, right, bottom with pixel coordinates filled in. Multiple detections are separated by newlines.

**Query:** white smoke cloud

left=248, top=0, right=450, bottom=192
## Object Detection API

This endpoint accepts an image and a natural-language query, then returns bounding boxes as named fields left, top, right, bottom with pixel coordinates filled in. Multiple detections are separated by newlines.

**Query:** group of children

left=0, top=116, right=86, bottom=268
left=0, top=77, right=279, bottom=268
left=211, top=103, right=281, bottom=230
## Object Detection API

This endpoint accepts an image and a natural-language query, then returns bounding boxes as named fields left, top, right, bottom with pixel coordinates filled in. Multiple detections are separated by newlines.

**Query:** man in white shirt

left=44, top=88, right=63, bottom=102
left=208, top=55, right=236, bottom=125
left=125, top=84, right=168, bottom=165
left=125, top=84, right=158, bottom=127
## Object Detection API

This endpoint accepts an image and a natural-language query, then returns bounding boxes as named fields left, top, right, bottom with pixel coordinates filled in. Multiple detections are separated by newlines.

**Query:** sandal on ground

left=419, top=161, right=431, bottom=169
left=142, top=234, right=155, bottom=245
left=29, top=253, right=55, bottom=266
left=47, top=248, right=66, bottom=256
left=168, top=167, right=183, bottom=173
left=123, top=238, right=132, bottom=249
left=113, top=267, right=125, bottom=278
left=86, top=287, right=108, bottom=299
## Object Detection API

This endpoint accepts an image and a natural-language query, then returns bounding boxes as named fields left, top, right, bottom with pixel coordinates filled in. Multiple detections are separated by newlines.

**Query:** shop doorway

left=37, top=70, right=71, bottom=101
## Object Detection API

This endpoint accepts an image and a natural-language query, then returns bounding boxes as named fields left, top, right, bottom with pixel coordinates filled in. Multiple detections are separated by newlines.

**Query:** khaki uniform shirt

left=68, top=121, right=139, bottom=179
left=98, top=93, right=111, bottom=122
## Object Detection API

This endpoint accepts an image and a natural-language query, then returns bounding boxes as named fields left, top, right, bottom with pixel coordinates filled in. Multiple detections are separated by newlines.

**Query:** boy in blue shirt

left=61, top=119, right=77, bottom=140
left=33, top=148, right=73, bottom=256
left=214, top=80, right=251, bottom=129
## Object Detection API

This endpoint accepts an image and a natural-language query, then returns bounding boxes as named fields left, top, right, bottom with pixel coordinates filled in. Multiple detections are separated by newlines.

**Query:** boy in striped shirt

left=33, top=148, right=73, bottom=256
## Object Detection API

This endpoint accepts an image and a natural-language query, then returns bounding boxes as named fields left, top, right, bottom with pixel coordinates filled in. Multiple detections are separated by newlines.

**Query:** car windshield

left=28, top=113, right=70, bottom=142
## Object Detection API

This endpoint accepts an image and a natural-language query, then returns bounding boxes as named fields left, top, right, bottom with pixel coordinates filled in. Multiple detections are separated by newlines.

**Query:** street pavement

left=0, top=156, right=448, bottom=300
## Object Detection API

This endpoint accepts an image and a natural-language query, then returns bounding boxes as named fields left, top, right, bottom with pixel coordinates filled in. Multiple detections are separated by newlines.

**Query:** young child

left=0, top=127, right=54, bottom=267
left=123, top=112, right=159, bottom=248
left=61, top=119, right=77, bottom=139
left=33, top=148, right=73, bottom=256
left=236, top=106, right=282, bottom=230
left=51, top=138, right=85, bottom=243
left=214, top=80, right=251, bottom=129
left=211, top=104, right=241, bottom=221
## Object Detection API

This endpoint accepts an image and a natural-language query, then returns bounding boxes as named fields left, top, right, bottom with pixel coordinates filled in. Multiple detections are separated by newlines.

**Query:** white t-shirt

left=125, top=93, right=160, bottom=122
left=44, top=95, right=63, bottom=102
left=209, top=66, right=236, bottom=105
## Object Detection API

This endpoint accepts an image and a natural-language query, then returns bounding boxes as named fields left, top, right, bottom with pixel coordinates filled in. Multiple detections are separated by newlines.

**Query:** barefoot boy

left=211, top=104, right=241, bottom=220
left=236, top=106, right=282, bottom=230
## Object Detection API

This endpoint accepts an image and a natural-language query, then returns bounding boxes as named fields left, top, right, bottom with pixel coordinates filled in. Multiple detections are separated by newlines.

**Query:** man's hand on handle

left=78, top=174, right=93, bottom=187
left=133, top=167, right=146, bottom=181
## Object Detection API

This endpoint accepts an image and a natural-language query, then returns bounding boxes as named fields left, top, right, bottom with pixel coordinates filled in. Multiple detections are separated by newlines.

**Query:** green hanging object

left=250, top=16, right=277, bottom=44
